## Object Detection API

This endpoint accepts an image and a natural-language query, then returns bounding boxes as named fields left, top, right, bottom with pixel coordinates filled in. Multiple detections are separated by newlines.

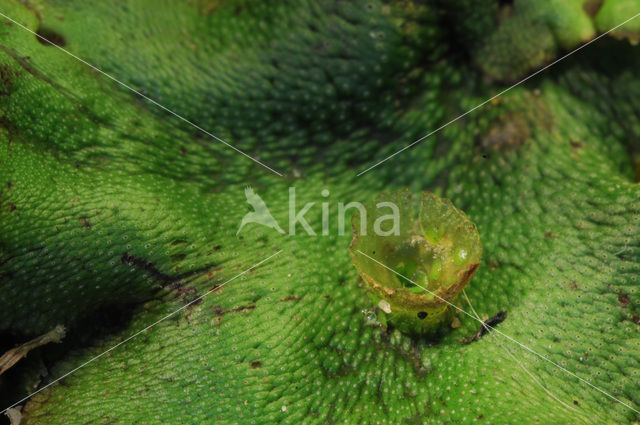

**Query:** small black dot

left=417, top=312, right=427, bottom=319
left=573, top=400, right=579, bottom=406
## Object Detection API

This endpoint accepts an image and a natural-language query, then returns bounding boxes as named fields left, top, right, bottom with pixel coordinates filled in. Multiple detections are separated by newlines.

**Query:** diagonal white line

left=0, top=11, right=284, bottom=177
left=355, top=249, right=640, bottom=415
left=0, top=249, right=282, bottom=415
left=461, top=289, right=580, bottom=414
left=356, top=11, right=640, bottom=176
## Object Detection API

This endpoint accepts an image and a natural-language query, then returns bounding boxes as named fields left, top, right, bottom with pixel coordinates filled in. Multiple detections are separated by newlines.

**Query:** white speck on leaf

left=378, top=300, right=392, bottom=313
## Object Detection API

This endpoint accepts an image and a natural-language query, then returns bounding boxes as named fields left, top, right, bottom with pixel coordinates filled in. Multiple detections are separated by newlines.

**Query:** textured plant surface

left=0, top=0, right=640, bottom=424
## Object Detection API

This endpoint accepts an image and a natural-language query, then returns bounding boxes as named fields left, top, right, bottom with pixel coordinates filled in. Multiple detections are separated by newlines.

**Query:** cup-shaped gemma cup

left=349, top=190, right=482, bottom=335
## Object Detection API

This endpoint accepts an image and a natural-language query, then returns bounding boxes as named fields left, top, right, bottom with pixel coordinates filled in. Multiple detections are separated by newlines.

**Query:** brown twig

left=0, top=325, right=66, bottom=376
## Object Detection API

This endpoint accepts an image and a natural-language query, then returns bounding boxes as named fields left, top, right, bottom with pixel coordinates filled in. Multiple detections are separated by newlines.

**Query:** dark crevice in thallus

left=119, top=252, right=223, bottom=294
left=0, top=252, right=222, bottom=416
left=0, top=301, right=138, bottom=419
left=121, top=253, right=234, bottom=317
left=433, top=0, right=480, bottom=64
left=461, top=311, right=507, bottom=344
left=120, top=253, right=173, bottom=284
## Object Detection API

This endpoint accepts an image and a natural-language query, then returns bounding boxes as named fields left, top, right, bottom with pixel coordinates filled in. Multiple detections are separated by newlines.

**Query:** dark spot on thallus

left=417, top=311, right=428, bottom=320
left=35, top=27, right=67, bottom=47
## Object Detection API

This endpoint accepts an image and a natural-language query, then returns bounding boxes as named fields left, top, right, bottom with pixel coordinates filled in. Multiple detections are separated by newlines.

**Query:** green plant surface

left=0, top=0, right=639, bottom=424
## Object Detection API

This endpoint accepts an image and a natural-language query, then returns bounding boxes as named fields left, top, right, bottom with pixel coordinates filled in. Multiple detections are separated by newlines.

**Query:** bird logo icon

left=236, top=186, right=285, bottom=236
